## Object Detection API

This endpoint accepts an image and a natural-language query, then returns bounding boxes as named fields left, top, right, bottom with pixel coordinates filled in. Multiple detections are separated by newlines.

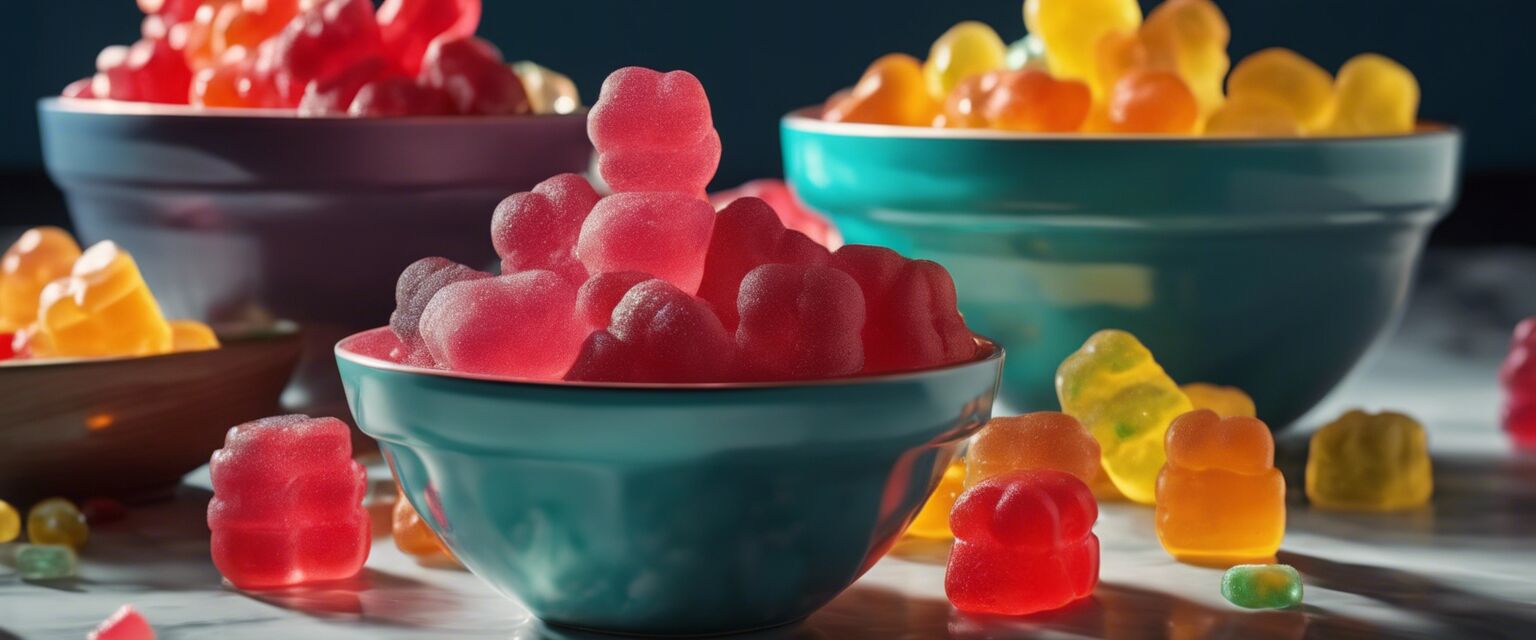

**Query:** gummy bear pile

left=822, top=0, right=1421, bottom=136
left=62, top=0, right=580, bottom=117
left=385, top=66, right=981, bottom=382
left=0, top=227, right=219, bottom=362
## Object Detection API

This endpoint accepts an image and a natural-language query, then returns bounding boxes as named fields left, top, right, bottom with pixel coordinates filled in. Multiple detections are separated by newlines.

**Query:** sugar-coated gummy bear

left=829, top=245, right=975, bottom=374
left=378, top=0, right=482, bottom=76
left=254, top=0, right=385, bottom=106
left=512, top=60, right=582, bottom=115
left=348, top=76, right=456, bottom=116
left=393, top=485, right=455, bottom=562
left=491, top=173, right=600, bottom=284
left=1006, top=35, right=1049, bottom=71
left=1221, top=564, right=1303, bottom=610
left=1023, top=0, right=1142, bottom=83
left=295, top=56, right=394, bottom=115
left=1180, top=383, right=1256, bottom=418
left=1056, top=329, right=1192, bottom=505
left=708, top=180, right=842, bottom=251
left=576, top=192, right=716, bottom=295
left=923, top=21, right=1008, bottom=101
left=983, top=69, right=1092, bottom=133
left=27, top=497, right=89, bottom=548
left=208, top=415, right=370, bottom=589
left=565, top=279, right=737, bottom=383
left=32, top=241, right=174, bottom=359
left=1203, top=95, right=1302, bottom=137
left=965, top=412, right=1101, bottom=489
left=390, top=257, right=490, bottom=367
left=170, top=319, right=221, bottom=352
left=1306, top=410, right=1433, bottom=511
left=906, top=459, right=965, bottom=540
left=0, top=499, right=19, bottom=543
left=1327, top=53, right=1419, bottom=136
left=588, top=67, right=721, bottom=195
left=1157, top=410, right=1285, bottom=562
left=15, top=544, right=78, bottom=580
left=1107, top=69, right=1199, bottom=134
left=1139, top=0, right=1229, bottom=116
left=0, top=227, right=81, bottom=333
left=736, top=264, right=866, bottom=380
left=936, top=71, right=1002, bottom=128
left=1227, top=48, right=1335, bottom=132
left=418, top=271, right=587, bottom=378
left=89, top=604, right=156, bottom=640
left=697, top=197, right=830, bottom=330
left=419, top=37, right=529, bottom=116
left=576, top=271, right=652, bottom=330
left=823, top=54, right=939, bottom=127
left=1500, top=318, right=1536, bottom=448
left=946, top=469, right=1099, bottom=615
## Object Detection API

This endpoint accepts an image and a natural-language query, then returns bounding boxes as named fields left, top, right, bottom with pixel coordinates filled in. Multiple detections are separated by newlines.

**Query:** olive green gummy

left=16, top=544, right=77, bottom=580
left=1221, top=564, right=1303, bottom=609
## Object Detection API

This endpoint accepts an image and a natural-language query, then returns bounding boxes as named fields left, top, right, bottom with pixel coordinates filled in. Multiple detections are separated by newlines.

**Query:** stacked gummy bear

left=388, top=66, right=980, bottom=383
left=63, top=0, right=580, bottom=117
left=823, top=0, right=1420, bottom=136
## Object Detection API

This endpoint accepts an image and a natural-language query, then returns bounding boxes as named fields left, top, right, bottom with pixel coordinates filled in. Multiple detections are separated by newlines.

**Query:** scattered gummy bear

left=1500, top=318, right=1536, bottom=448
left=15, top=544, right=78, bottom=580
left=393, top=485, right=457, bottom=563
left=965, top=412, right=1101, bottom=489
left=28, top=497, right=89, bottom=549
left=1180, top=383, right=1256, bottom=418
left=0, top=499, right=19, bottom=543
left=1306, top=410, right=1433, bottom=511
left=906, top=459, right=966, bottom=540
left=1157, top=410, right=1285, bottom=562
left=1221, top=564, right=1303, bottom=609
left=89, top=605, right=157, bottom=640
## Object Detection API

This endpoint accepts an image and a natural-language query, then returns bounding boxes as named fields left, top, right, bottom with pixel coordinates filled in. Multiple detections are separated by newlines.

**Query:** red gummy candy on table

left=576, top=271, right=652, bottom=329
left=348, top=76, right=456, bottom=116
left=390, top=257, right=489, bottom=366
left=1501, top=318, right=1536, bottom=448
left=255, top=0, right=385, bottom=107
left=207, top=415, right=370, bottom=590
left=419, top=36, right=529, bottom=116
left=490, top=173, right=600, bottom=283
left=588, top=67, right=721, bottom=195
left=296, top=56, right=395, bottom=114
left=710, top=179, right=842, bottom=250
left=419, top=270, right=587, bottom=378
left=88, top=604, right=155, bottom=640
left=565, top=279, right=737, bottom=383
left=830, top=245, right=976, bottom=373
left=696, top=197, right=829, bottom=330
left=82, top=497, right=130, bottom=525
left=946, top=469, right=1099, bottom=616
left=576, top=192, right=716, bottom=295
left=377, top=0, right=481, bottom=76
left=736, top=264, right=866, bottom=380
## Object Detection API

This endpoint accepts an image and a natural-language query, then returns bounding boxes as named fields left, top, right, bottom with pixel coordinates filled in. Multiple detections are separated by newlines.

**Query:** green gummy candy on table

left=15, top=544, right=78, bottom=580
left=1221, top=564, right=1303, bottom=609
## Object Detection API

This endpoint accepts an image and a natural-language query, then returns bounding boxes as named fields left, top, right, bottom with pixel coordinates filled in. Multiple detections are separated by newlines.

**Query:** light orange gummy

left=1156, top=410, right=1285, bottom=562
left=1107, top=69, right=1200, bottom=134
left=906, top=459, right=965, bottom=539
left=983, top=69, right=1092, bottom=133
left=936, top=71, right=1003, bottom=128
left=823, top=54, right=940, bottom=127
left=170, top=320, right=221, bottom=352
left=0, top=227, right=82, bottom=332
left=965, top=412, right=1102, bottom=488
left=393, top=486, right=456, bottom=561
left=33, top=241, right=173, bottom=358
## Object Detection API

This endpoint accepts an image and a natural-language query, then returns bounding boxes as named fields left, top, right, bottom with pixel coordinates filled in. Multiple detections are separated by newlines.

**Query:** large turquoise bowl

left=336, top=328, right=1002, bottom=636
left=782, top=111, right=1462, bottom=427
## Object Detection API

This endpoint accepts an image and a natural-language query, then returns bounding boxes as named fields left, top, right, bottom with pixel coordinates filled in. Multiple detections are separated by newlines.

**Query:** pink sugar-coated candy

left=588, top=67, right=721, bottom=195
left=491, top=173, right=600, bottom=283
left=830, top=245, right=976, bottom=373
left=566, top=279, right=736, bottom=383
left=419, top=270, right=587, bottom=378
left=64, top=77, right=96, bottom=99
left=595, top=129, right=722, bottom=196
left=89, top=36, right=191, bottom=104
left=576, top=192, right=716, bottom=295
left=419, top=36, right=529, bottom=116
left=255, top=0, right=386, bottom=106
left=349, top=76, right=457, bottom=116
left=378, top=0, right=482, bottom=76
left=711, top=180, right=842, bottom=250
left=390, top=257, right=489, bottom=367
left=736, top=264, right=866, bottom=380
left=298, top=56, right=395, bottom=116
left=576, top=271, right=653, bottom=329
left=207, top=415, right=369, bottom=590
left=89, top=605, right=155, bottom=640
left=697, top=197, right=830, bottom=330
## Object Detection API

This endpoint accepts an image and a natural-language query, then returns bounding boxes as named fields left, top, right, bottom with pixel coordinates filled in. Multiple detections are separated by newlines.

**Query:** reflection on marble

left=3, top=250, right=1536, bottom=639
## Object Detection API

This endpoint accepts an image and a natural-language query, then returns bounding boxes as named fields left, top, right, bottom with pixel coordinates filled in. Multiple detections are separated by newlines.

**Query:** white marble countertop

left=3, top=250, right=1536, bottom=640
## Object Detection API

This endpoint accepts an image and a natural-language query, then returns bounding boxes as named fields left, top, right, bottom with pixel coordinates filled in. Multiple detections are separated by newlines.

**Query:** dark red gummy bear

left=735, top=264, right=866, bottom=380
left=255, top=0, right=386, bottom=107
left=946, top=469, right=1099, bottom=616
left=390, top=257, right=490, bottom=367
left=378, top=0, right=481, bottom=76
left=297, top=56, right=397, bottom=115
left=829, top=245, right=975, bottom=373
left=1501, top=317, right=1536, bottom=449
left=697, top=197, right=830, bottom=331
left=91, top=36, right=192, bottom=104
left=418, top=36, right=528, bottom=116
left=565, top=279, right=736, bottom=383
left=348, top=76, right=456, bottom=116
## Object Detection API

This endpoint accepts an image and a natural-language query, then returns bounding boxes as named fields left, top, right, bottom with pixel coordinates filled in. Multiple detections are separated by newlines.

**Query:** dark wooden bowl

left=0, top=323, right=302, bottom=505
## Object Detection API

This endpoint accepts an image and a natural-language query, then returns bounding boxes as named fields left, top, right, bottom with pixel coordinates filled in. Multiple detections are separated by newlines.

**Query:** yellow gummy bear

left=34, top=241, right=173, bottom=359
left=1327, top=53, right=1419, bottom=136
left=923, top=21, right=1008, bottom=101
left=1203, top=95, right=1303, bottom=137
left=1024, top=0, right=1142, bottom=83
left=1140, top=0, right=1230, bottom=118
left=1306, top=410, right=1433, bottom=511
left=170, top=319, right=221, bottom=352
left=1057, top=329, right=1192, bottom=504
left=1227, top=47, right=1335, bottom=132
left=905, top=459, right=965, bottom=539
left=1090, top=28, right=1149, bottom=100
left=0, top=227, right=82, bottom=332
left=1180, top=382, right=1258, bottom=418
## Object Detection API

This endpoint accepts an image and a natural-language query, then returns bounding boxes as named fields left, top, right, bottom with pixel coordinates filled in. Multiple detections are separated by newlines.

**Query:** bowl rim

left=0, top=320, right=300, bottom=370
left=335, top=326, right=1004, bottom=391
left=781, top=107, right=1461, bottom=145
left=38, top=96, right=588, bottom=123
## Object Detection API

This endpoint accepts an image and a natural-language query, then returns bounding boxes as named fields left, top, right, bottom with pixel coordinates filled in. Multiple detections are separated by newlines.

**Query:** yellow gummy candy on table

left=1306, top=410, right=1433, bottom=511
left=906, top=459, right=965, bottom=539
left=34, top=241, right=173, bottom=359
left=923, top=21, right=1008, bottom=101
left=0, top=499, right=19, bottom=543
left=1140, top=0, right=1231, bottom=117
left=823, top=54, right=939, bottom=127
left=28, top=497, right=88, bottom=548
left=1327, top=53, right=1419, bottom=136
left=1203, top=95, right=1303, bottom=137
left=1227, top=47, right=1335, bottom=132
left=1056, top=329, right=1192, bottom=504
left=1156, top=410, right=1285, bottom=562
left=170, top=320, right=221, bottom=352
left=1180, top=383, right=1257, bottom=418
left=0, top=227, right=82, bottom=332
left=1024, top=0, right=1143, bottom=83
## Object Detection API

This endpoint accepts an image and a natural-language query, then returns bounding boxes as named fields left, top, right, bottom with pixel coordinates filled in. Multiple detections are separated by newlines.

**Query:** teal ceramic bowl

left=336, top=328, right=1002, bottom=636
left=782, top=111, right=1462, bottom=427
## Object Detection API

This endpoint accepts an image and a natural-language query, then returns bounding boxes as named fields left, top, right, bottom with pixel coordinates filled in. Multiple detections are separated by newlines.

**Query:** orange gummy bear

left=0, top=227, right=82, bottom=333
left=33, top=241, right=174, bottom=359
left=393, top=486, right=456, bottom=561
left=966, top=412, right=1102, bottom=488
left=983, top=69, right=1092, bottom=133
left=1156, top=410, right=1285, bottom=562
left=1107, top=69, right=1200, bottom=134
left=936, top=71, right=1003, bottom=129
left=823, top=54, right=939, bottom=127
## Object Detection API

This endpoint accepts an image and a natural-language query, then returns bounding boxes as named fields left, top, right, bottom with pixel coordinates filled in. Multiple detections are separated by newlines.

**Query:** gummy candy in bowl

left=782, top=112, right=1461, bottom=428
left=336, top=327, right=1002, bottom=636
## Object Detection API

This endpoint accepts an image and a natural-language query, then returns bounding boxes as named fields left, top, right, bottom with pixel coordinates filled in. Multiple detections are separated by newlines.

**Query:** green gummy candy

left=16, top=544, right=77, bottom=581
left=1221, top=564, right=1302, bottom=609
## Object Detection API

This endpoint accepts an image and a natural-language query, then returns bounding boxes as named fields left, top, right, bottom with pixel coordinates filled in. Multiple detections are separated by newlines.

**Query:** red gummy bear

left=587, top=67, right=721, bottom=195
left=736, top=264, right=866, bottom=380
left=696, top=197, right=830, bottom=330
left=378, top=0, right=482, bottom=76
left=576, top=192, right=716, bottom=295
left=830, top=245, right=976, bottom=373
left=390, top=257, right=490, bottom=367
left=418, top=270, right=587, bottom=378
left=710, top=180, right=843, bottom=251
left=491, top=173, right=600, bottom=284
left=565, top=279, right=737, bottom=383
left=1501, top=317, right=1536, bottom=449
left=419, top=37, right=529, bottom=116
left=297, top=56, right=395, bottom=115
left=349, top=76, right=456, bottom=116
left=255, top=0, right=385, bottom=107
left=88, top=604, right=155, bottom=640
left=207, top=415, right=370, bottom=590
left=575, top=271, right=652, bottom=330
left=138, top=0, right=201, bottom=25
left=946, top=469, right=1099, bottom=616
left=92, top=36, right=192, bottom=104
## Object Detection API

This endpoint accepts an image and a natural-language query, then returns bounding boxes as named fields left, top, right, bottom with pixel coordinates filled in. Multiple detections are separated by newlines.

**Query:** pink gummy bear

left=298, top=56, right=396, bottom=115
left=255, top=0, right=386, bottom=106
left=946, top=469, right=1100, bottom=616
left=419, top=270, right=587, bottom=378
left=711, top=180, right=843, bottom=250
left=696, top=197, right=830, bottom=330
left=349, top=76, right=456, bottom=116
left=830, top=245, right=976, bottom=373
left=419, top=37, right=529, bottom=116
left=491, top=173, right=600, bottom=284
left=92, top=36, right=192, bottom=104
left=576, top=192, right=716, bottom=295
left=390, top=257, right=489, bottom=367
left=588, top=67, right=721, bottom=195
left=378, top=0, right=482, bottom=76
left=736, top=264, right=866, bottom=380
left=1502, top=317, right=1536, bottom=448
left=89, top=605, right=155, bottom=640
left=565, top=279, right=736, bottom=383
left=576, top=271, right=652, bottom=330
left=207, top=415, right=370, bottom=590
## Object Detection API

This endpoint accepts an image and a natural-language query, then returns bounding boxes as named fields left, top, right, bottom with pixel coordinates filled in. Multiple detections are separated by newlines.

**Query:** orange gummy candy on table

left=983, top=69, right=1091, bottom=133
left=0, top=227, right=82, bottom=333
left=906, top=459, right=965, bottom=539
left=393, top=486, right=455, bottom=561
left=1156, top=410, right=1285, bottom=562
left=33, top=241, right=173, bottom=359
left=965, top=412, right=1101, bottom=489
left=822, top=54, right=939, bottom=127
left=1107, top=69, right=1199, bottom=134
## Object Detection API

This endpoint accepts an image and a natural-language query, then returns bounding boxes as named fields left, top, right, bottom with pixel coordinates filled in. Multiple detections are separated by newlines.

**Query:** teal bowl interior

left=782, top=111, right=1462, bottom=428
left=336, top=328, right=1003, bottom=636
